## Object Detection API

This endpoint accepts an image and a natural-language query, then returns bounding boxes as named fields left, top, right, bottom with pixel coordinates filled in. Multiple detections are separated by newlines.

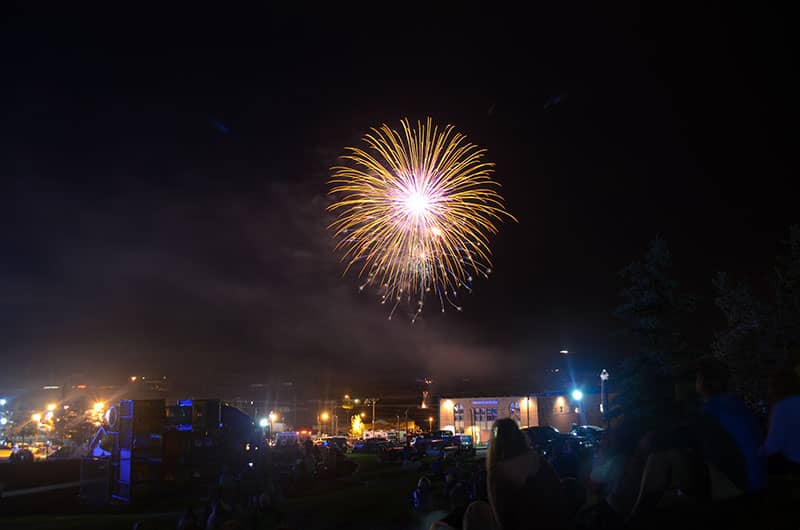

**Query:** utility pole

left=366, top=398, right=378, bottom=436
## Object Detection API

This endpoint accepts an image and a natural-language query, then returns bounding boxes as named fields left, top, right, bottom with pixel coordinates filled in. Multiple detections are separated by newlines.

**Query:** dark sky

left=1, top=5, right=796, bottom=395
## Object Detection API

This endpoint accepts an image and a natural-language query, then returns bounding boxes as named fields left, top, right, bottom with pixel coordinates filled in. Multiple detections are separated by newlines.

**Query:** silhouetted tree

left=713, top=225, right=800, bottom=407
left=773, top=225, right=800, bottom=360
left=712, top=272, right=769, bottom=406
left=611, top=238, right=695, bottom=422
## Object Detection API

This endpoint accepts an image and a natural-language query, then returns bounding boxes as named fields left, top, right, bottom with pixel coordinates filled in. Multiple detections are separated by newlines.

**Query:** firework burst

left=328, top=117, right=515, bottom=321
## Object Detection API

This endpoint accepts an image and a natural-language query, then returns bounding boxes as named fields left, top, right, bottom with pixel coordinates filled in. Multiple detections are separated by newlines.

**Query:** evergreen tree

left=773, top=225, right=800, bottom=361
left=611, top=238, right=695, bottom=422
left=712, top=272, right=769, bottom=406
left=713, top=225, right=800, bottom=407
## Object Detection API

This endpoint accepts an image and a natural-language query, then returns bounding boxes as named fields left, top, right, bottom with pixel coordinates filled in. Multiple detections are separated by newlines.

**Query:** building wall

left=439, top=396, right=538, bottom=445
left=440, top=393, right=606, bottom=442
left=536, top=393, right=605, bottom=433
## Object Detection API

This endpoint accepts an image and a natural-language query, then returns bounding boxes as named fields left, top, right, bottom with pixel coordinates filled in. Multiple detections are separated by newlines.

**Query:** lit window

left=454, top=404, right=465, bottom=432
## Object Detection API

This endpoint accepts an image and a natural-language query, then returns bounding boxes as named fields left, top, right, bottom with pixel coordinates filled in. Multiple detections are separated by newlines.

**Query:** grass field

left=0, top=454, right=437, bottom=530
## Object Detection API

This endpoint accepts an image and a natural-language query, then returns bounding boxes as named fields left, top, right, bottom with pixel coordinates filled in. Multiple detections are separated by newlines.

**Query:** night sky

left=1, top=6, right=795, bottom=395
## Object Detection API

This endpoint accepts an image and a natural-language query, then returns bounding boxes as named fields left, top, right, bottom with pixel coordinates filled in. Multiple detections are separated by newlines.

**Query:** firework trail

left=328, top=117, right=515, bottom=321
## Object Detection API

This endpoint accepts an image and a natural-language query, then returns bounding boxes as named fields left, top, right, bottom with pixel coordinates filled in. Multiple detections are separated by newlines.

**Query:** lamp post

left=269, top=412, right=278, bottom=441
left=365, top=398, right=378, bottom=437
left=600, top=369, right=609, bottom=426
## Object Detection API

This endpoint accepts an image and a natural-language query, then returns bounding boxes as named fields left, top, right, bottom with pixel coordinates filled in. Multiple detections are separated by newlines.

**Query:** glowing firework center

left=328, top=117, right=515, bottom=320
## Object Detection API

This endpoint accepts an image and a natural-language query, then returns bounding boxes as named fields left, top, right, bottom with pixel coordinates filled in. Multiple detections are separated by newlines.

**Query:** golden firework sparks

left=328, top=117, right=515, bottom=321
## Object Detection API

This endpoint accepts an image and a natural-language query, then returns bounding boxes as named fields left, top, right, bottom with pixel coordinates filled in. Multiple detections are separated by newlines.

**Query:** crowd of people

left=128, top=358, right=799, bottom=529
left=418, top=359, right=800, bottom=529
left=132, top=436, right=356, bottom=530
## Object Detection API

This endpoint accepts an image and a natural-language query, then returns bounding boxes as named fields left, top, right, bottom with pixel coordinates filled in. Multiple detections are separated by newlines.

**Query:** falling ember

left=328, top=117, right=515, bottom=320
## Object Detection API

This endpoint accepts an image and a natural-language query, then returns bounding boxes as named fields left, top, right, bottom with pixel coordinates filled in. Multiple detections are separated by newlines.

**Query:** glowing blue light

left=0, top=399, right=6, bottom=406
left=571, top=389, right=584, bottom=401
left=259, top=418, right=269, bottom=428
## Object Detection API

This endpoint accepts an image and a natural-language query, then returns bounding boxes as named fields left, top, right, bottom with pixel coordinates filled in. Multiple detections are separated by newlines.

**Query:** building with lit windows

left=439, top=390, right=606, bottom=444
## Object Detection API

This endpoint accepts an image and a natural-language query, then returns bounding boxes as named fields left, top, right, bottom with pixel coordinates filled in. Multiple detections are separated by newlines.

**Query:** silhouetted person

left=206, top=498, right=232, bottom=530
left=696, top=358, right=766, bottom=492
left=430, top=481, right=471, bottom=530
left=762, top=366, right=800, bottom=473
left=550, top=437, right=579, bottom=478
left=413, top=476, right=432, bottom=510
left=177, top=505, right=200, bottom=530
left=486, top=418, right=567, bottom=529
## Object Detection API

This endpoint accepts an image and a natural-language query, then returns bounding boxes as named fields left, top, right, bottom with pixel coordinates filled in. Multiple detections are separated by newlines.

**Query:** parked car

left=569, top=425, right=605, bottom=446
left=275, top=431, right=299, bottom=447
left=414, top=429, right=454, bottom=442
left=424, top=438, right=456, bottom=457
left=352, top=437, right=390, bottom=454
left=318, top=436, right=349, bottom=452
left=377, top=444, right=405, bottom=462
left=521, top=426, right=560, bottom=454
left=456, top=434, right=475, bottom=455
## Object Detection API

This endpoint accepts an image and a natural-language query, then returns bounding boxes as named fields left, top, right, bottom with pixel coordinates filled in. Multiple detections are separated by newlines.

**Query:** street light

left=319, top=411, right=330, bottom=434
left=46, top=403, right=57, bottom=412
left=31, top=413, right=42, bottom=423
left=268, top=412, right=278, bottom=439
left=93, top=402, right=105, bottom=413
left=571, top=389, right=583, bottom=401
left=258, top=417, right=269, bottom=428
left=0, top=398, right=7, bottom=406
